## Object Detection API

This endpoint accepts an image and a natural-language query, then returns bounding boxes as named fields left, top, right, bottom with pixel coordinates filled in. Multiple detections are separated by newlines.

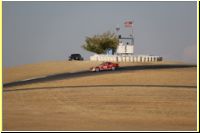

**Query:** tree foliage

left=82, top=31, right=119, bottom=54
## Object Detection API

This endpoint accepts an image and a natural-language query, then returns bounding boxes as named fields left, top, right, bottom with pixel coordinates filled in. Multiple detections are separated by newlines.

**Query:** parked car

left=68, top=54, right=84, bottom=61
left=90, top=62, right=119, bottom=72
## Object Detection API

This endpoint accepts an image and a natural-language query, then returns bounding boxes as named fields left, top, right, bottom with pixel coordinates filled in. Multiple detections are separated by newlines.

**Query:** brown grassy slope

left=3, top=86, right=196, bottom=131
left=3, top=66, right=197, bottom=131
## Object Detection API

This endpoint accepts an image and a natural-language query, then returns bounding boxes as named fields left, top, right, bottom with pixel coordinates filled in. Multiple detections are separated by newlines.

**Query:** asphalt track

left=3, top=64, right=197, bottom=88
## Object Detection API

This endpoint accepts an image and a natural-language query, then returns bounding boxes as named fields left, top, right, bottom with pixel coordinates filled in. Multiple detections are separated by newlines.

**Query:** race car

left=90, top=62, right=119, bottom=72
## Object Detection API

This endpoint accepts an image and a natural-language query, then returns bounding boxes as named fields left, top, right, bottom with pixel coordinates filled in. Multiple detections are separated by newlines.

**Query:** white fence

left=90, top=54, right=162, bottom=62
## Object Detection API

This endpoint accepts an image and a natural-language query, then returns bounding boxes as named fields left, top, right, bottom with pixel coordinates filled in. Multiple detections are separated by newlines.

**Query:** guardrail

left=90, top=54, right=162, bottom=62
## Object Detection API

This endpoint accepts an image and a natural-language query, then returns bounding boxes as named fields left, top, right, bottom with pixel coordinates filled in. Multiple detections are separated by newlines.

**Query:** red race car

left=90, top=62, right=119, bottom=72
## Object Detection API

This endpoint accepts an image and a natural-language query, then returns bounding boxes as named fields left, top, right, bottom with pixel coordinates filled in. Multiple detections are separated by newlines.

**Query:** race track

left=3, top=64, right=196, bottom=88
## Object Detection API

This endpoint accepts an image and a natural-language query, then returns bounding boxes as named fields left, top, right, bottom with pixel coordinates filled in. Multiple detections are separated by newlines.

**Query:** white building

left=116, top=42, right=134, bottom=54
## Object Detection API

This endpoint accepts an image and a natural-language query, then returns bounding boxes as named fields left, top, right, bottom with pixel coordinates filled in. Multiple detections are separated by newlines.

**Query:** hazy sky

left=3, top=1, right=197, bottom=67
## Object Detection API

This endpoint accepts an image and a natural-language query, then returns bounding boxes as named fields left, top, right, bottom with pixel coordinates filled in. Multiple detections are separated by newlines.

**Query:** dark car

left=68, top=54, right=84, bottom=61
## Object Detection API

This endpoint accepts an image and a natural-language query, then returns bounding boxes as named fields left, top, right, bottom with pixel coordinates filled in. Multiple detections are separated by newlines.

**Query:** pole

left=131, top=21, right=134, bottom=45
left=131, top=20, right=134, bottom=54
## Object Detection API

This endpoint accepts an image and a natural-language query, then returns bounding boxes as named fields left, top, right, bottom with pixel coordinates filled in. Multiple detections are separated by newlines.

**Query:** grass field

left=3, top=60, right=197, bottom=131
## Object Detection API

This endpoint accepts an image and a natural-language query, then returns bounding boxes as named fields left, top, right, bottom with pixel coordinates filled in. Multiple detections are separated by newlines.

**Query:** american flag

left=124, top=21, right=133, bottom=28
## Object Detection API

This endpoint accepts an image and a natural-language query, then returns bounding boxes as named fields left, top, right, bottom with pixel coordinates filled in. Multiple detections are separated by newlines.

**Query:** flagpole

left=131, top=20, right=134, bottom=46
left=124, top=20, right=134, bottom=54
left=131, top=20, right=134, bottom=55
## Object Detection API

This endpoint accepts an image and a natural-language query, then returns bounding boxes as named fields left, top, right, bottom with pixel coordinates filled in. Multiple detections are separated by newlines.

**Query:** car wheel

left=95, top=68, right=100, bottom=72
left=111, top=67, right=116, bottom=71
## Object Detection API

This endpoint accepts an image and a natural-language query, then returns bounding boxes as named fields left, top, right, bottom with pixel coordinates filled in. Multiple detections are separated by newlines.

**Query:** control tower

left=116, top=35, right=134, bottom=55
left=116, top=21, right=134, bottom=55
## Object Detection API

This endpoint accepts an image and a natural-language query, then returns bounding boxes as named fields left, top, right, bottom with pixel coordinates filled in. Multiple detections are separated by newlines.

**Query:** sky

left=3, top=1, right=197, bottom=67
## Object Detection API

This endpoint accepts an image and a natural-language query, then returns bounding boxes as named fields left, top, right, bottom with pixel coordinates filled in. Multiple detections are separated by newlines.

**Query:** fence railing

left=90, top=54, right=162, bottom=62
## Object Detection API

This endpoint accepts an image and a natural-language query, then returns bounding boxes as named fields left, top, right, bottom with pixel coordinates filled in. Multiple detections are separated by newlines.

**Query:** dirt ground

left=3, top=61, right=197, bottom=131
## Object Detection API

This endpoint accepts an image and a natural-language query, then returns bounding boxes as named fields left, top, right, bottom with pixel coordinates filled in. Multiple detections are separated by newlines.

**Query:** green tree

left=82, top=31, right=119, bottom=54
